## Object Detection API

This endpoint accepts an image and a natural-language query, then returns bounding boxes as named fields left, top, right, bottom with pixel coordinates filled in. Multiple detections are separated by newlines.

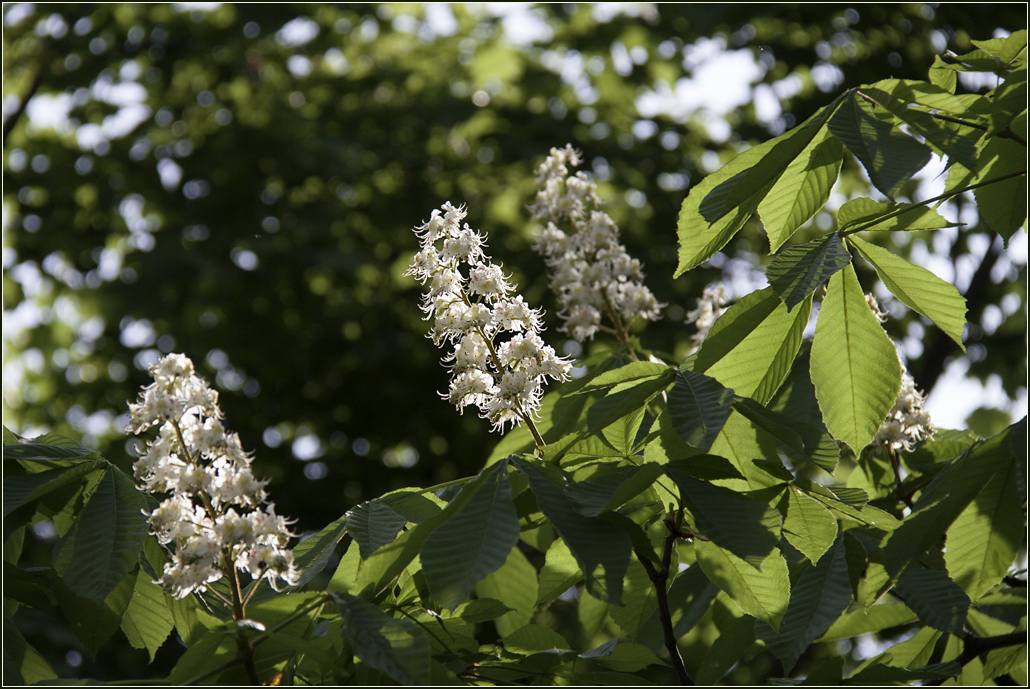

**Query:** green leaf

left=810, top=263, right=902, bottom=453
left=696, top=615, right=756, bottom=684
left=502, top=624, right=572, bottom=655
left=474, top=545, right=538, bottom=637
left=3, top=463, right=103, bottom=517
left=837, top=197, right=961, bottom=234
left=859, top=80, right=978, bottom=168
left=818, top=600, right=917, bottom=642
left=944, top=459, right=1024, bottom=601
left=345, top=499, right=407, bottom=559
left=666, top=369, right=735, bottom=452
left=119, top=567, right=175, bottom=662
left=3, top=608, right=58, bottom=684
left=894, top=564, right=969, bottom=634
left=292, top=515, right=347, bottom=587
left=972, top=29, right=1027, bottom=63
left=759, top=131, right=845, bottom=252
left=53, top=567, right=136, bottom=659
left=695, top=540, right=791, bottom=632
left=337, top=591, right=431, bottom=685
left=586, top=371, right=675, bottom=434
left=827, top=90, right=934, bottom=200
left=848, top=660, right=962, bottom=683
left=756, top=537, right=853, bottom=672
left=608, top=559, right=657, bottom=639
left=693, top=287, right=812, bottom=404
left=782, top=486, right=838, bottom=564
left=971, top=128, right=1028, bottom=241
left=51, top=467, right=149, bottom=604
left=453, top=598, right=513, bottom=624
left=848, top=235, right=967, bottom=349
left=734, top=397, right=840, bottom=474
left=2, top=426, right=21, bottom=446
left=667, top=468, right=781, bottom=567
left=590, top=642, right=664, bottom=673
left=880, top=423, right=1019, bottom=579
left=4, top=433, right=102, bottom=464
left=577, top=361, right=671, bottom=393
left=166, top=629, right=236, bottom=685
left=564, top=464, right=664, bottom=518
left=514, top=458, right=631, bottom=604
left=421, top=462, right=520, bottom=610
left=537, top=538, right=581, bottom=604
left=767, top=231, right=852, bottom=311
left=928, top=55, right=958, bottom=93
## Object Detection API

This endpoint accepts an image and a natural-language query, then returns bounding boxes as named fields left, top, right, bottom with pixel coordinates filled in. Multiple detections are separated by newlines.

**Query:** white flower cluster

left=529, top=144, right=664, bottom=342
left=407, top=202, right=572, bottom=432
left=685, top=284, right=730, bottom=353
left=127, top=353, right=299, bottom=599
left=873, top=360, right=936, bottom=453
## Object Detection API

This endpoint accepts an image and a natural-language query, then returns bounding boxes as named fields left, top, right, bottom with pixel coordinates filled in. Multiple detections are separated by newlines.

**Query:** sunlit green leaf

left=608, top=559, right=657, bottom=639
left=345, top=499, right=407, bottom=559
left=695, top=540, right=791, bottom=632
left=810, top=263, right=902, bottom=453
left=586, top=372, right=675, bottom=434
left=119, top=568, right=174, bottom=662
left=782, top=486, right=838, bottom=564
left=837, top=197, right=961, bottom=234
left=292, top=515, right=347, bottom=588
left=475, top=545, right=538, bottom=637
left=848, top=235, right=967, bottom=349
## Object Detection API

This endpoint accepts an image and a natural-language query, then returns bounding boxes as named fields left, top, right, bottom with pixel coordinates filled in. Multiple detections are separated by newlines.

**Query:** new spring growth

left=407, top=202, right=571, bottom=438
left=127, top=353, right=299, bottom=600
left=529, top=144, right=664, bottom=343
left=866, top=294, right=936, bottom=453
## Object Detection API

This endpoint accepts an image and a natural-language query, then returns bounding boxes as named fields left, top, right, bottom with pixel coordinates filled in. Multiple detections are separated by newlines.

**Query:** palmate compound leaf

left=827, top=89, right=934, bottom=200
left=666, top=369, right=735, bottom=452
left=695, top=540, right=791, bottom=632
left=692, top=287, right=812, bottom=404
left=51, top=466, right=149, bottom=604
left=758, top=129, right=845, bottom=253
left=420, top=461, right=520, bottom=610
left=847, top=235, right=967, bottom=349
left=756, top=536, right=853, bottom=673
left=675, top=94, right=845, bottom=276
left=513, top=457, right=631, bottom=605
left=336, top=591, right=431, bottom=686
left=766, top=231, right=852, bottom=311
left=810, top=263, right=902, bottom=454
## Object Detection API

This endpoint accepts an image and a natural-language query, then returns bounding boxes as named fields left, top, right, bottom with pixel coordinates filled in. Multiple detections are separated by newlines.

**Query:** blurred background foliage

left=2, top=6, right=1026, bottom=677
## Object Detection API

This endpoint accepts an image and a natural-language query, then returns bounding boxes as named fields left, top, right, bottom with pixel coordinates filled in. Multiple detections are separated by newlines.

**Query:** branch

left=634, top=530, right=693, bottom=686
left=927, top=631, right=1028, bottom=685
left=2, top=70, right=41, bottom=145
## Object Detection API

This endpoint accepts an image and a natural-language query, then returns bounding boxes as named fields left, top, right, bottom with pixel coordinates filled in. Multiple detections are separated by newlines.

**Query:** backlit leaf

left=337, top=591, right=431, bottom=685
left=695, top=540, right=791, bottom=632
left=767, top=232, right=852, bottom=311
left=667, top=369, right=735, bottom=452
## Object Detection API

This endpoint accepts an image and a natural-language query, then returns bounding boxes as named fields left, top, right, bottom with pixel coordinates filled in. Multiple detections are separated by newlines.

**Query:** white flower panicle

left=127, top=353, right=299, bottom=599
left=684, top=284, right=730, bottom=353
left=529, top=144, right=664, bottom=342
left=406, top=202, right=572, bottom=432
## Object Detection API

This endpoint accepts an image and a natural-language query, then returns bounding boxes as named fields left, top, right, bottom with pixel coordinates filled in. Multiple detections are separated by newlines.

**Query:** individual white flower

left=530, top=145, right=664, bottom=342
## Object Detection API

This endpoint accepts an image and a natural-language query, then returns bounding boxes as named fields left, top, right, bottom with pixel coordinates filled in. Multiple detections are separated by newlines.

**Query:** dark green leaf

left=337, top=591, right=431, bottom=685
left=564, top=464, right=664, bottom=518
left=3, top=463, right=103, bottom=517
left=52, top=467, right=149, bottom=604
left=474, top=545, right=538, bottom=637
left=3, top=607, right=58, bottom=684
left=637, top=565, right=719, bottom=652
left=514, top=458, right=631, bottom=605
left=757, top=537, right=853, bottom=672
left=421, top=462, right=520, bottom=610
left=666, top=369, right=734, bottom=452
left=828, top=90, right=934, bottom=200
left=292, top=515, right=347, bottom=587
left=696, top=615, right=756, bottom=684
left=453, top=598, right=514, bottom=624
left=345, top=499, right=407, bottom=559
left=767, top=232, right=851, bottom=311
left=119, top=568, right=174, bottom=662
left=734, top=397, right=840, bottom=474
left=586, top=371, right=675, bottom=434
left=53, top=567, right=136, bottom=659
left=667, top=467, right=781, bottom=567
left=894, top=564, right=969, bottom=634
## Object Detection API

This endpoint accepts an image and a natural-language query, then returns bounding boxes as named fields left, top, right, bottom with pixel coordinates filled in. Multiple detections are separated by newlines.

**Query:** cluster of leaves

left=5, top=31, right=1026, bottom=686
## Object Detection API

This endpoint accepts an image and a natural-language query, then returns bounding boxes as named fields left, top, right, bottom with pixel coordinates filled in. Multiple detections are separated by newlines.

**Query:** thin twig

left=634, top=529, right=693, bottom=686
left=2, top=70, right=41, bottom=145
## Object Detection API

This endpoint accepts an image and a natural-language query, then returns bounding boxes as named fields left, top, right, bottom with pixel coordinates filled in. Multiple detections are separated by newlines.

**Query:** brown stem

left=2, top=70, right=41, bottom=145
left=634, top=530, right=692, bottom=686
left=225, top=549, right=260, bottom=685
